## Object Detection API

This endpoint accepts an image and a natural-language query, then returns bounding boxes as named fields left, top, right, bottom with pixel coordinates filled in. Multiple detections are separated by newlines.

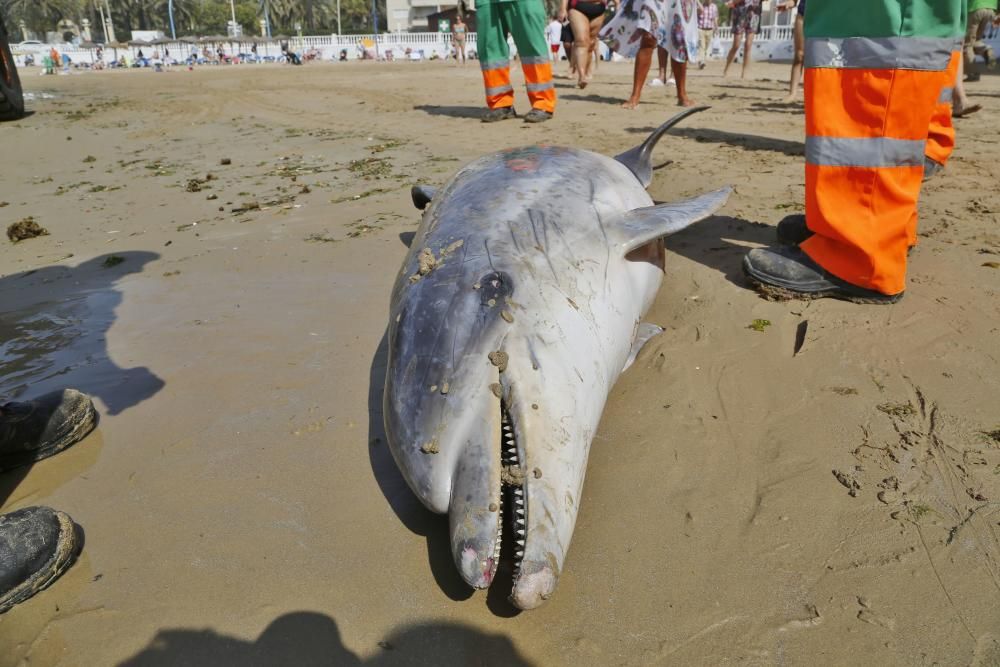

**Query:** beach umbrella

left=105, top=41, right=127, bottom=61
left=79, top=41, right=98, bottom=65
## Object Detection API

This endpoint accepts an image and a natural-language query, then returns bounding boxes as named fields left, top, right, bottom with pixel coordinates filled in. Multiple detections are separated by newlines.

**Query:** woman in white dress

left=601, top=0, right=699, bottom=108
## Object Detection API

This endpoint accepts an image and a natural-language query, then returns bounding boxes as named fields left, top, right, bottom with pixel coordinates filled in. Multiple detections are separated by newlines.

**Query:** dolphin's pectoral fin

left=613, top=186, right=733, bottom=256
left=623, top=323, right=663, bottom=372
left=411, top=185, right=438, bottom=210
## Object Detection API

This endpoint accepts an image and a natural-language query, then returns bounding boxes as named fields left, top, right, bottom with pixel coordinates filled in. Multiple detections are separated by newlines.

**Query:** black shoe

left=482, top=107, right=517, bottom=123
left=743, top=245, right=903, bottom=304
left=523, top=109, right=553, bottom=123
left=0, top=506, right=82, bottom=614
left=0, top=389, right=97, bottom=473
left=964, top=72, right=981, bottom=82
left=775, top=213, right=811, bottom=246
left=923, top=156, right=943, bottom=181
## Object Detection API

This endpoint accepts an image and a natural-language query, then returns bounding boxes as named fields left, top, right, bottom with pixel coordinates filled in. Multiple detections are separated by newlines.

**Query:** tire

left=0, top=23, right=25, bottom=121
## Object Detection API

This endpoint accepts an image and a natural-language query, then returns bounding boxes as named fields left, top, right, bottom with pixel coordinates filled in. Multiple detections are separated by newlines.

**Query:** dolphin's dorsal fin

left=411, top=185, right=438, bottom=210
left=612, top=187, right=732, bottom=255
left=614, top=106, right=710, bottom=188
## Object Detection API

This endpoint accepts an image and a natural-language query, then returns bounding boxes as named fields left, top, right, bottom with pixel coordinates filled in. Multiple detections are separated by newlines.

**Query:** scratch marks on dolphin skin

left=484, top=238, right=497, bottom=273
left=589, top=197, right=611, bottom=287
left=507, top=219, right=524, bottom=253
left=528, top=209, right=560, bottom=284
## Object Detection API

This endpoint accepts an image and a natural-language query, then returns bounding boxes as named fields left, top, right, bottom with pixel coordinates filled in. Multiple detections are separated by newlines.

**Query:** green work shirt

left=969, top=0, right=997, bottom=11
left=806, top=0, right=967, bottom=39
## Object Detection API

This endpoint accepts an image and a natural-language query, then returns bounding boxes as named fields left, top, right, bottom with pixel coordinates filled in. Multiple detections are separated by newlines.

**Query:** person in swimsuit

left=723, top=0, right=762, bottom=79
left=560, top=0, right=608, bottom=88
left=453, top=16, right=468, bottom=65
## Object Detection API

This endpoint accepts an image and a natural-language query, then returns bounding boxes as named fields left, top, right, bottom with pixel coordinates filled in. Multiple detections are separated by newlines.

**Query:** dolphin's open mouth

left=499, top=405, right=527, bottom=593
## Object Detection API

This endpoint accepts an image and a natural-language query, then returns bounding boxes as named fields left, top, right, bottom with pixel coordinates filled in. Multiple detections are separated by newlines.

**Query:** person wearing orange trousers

left=478, top=0, right=557, bottom=123
left=743, top=0, right=965, bottom=304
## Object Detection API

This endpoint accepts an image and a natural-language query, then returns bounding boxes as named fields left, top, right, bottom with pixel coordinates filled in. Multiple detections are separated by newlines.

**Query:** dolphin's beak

left=510, top=560, right=558, bottom=610
left=447, top=399, right=503, bottom=589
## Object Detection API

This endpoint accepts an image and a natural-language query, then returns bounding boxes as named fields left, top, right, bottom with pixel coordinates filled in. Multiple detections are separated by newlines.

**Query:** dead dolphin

left=384, top=107, right=731, bottom=609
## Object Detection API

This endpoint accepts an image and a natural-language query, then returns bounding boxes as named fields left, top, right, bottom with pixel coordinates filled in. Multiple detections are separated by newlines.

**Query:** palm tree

left=268, top=0, right=334, bottom=33
left=0, top=0, right=83, bottom=38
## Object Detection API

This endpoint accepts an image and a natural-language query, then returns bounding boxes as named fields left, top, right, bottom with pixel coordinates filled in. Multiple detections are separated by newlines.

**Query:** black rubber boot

left=0, top=506, right=82, bottom=614
left=743, top=245, right=903, bottom=304
left=775, top=213, right=811, bottom=246
left=0, top=389, right=97, bottom=473
left=523, top=109, right=553, bottom=123
left=482, top=107, right=517, bottom=123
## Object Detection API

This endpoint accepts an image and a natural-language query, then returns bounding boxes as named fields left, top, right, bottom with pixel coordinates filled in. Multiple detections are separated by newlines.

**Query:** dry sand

left=0, top=60, right=999, bottom=666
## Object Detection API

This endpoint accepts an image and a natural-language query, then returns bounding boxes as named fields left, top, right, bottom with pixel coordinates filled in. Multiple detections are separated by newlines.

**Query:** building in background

left=387, top=0, right=476, bottom=32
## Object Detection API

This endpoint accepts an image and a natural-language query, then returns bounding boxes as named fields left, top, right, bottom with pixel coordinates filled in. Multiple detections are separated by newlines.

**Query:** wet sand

left=1, top=61, right=999, bottom=666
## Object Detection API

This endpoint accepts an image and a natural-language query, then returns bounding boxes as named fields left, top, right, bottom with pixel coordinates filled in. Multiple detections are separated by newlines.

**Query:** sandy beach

left=1, top=59, right=999, bottom=665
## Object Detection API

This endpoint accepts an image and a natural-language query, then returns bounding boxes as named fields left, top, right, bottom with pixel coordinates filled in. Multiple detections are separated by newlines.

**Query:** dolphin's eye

left=478, top=271, right=513, bottom=306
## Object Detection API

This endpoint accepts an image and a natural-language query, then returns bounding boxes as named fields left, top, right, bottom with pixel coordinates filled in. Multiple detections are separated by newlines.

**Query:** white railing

left=715, top=24, right=794, bottom=42
left=38, top=20, right=991, bottom=66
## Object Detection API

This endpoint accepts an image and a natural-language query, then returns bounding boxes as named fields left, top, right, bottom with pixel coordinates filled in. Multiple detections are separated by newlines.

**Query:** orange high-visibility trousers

left=800, top=37, right=961, bottom=296
left=911, top=50, right=961, bottom=247
left=477, top=0, right=556, bottom=113
left=925, top=51, right=961, bottom=166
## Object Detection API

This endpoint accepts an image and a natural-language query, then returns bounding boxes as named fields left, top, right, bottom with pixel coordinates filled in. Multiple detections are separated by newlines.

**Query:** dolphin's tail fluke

left=614, top=105, right=710, bottom=188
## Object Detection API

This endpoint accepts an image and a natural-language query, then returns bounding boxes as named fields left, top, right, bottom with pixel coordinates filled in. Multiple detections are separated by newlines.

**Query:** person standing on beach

left=453, top=16, right=469, bottom=64
left=696, top=0, right=718, bottom=69
left=779, top=0, right=804, bottom=100
left=547, top=15, right=564, bottom=61
left=722, top=0, right=761, bottom=78
left=962, top=0, right=996, bottom=81
left=743, top=0, right=965, bottom=304
left=561, top=21, right=576, bottom=74
left=477, top=0, right=556, bottom=122
left=560, top=0, right=610, bottom=88
left=603, top=0, right=699, bottom=108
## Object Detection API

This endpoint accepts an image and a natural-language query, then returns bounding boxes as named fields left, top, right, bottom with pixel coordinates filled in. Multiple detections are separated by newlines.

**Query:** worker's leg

left=744, top=0, right=965, bottom=301
left=478, top=2, right=515, bottom=111
left=799, top=2, right=963, bottom=296
left=507, top=0, right=556, bottom=114
left=925, top=51, right=960, bottom=171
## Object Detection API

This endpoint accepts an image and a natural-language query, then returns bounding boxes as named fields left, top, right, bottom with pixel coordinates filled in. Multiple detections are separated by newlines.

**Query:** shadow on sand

left=665, top=214, right=778, bottom=288
left=625, top=125, right=804, bottom=156
left=413, top=104, right=484, bottom=119
left=558, top=92, right=625, bottom=105
left=119, top=611, right=535, bottom=666
left=0, top=251, right=164, bottom=505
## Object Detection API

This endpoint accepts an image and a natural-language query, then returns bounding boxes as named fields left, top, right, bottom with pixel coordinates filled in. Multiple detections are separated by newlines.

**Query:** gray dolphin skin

left=384, top=107, right=731, bottom=610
